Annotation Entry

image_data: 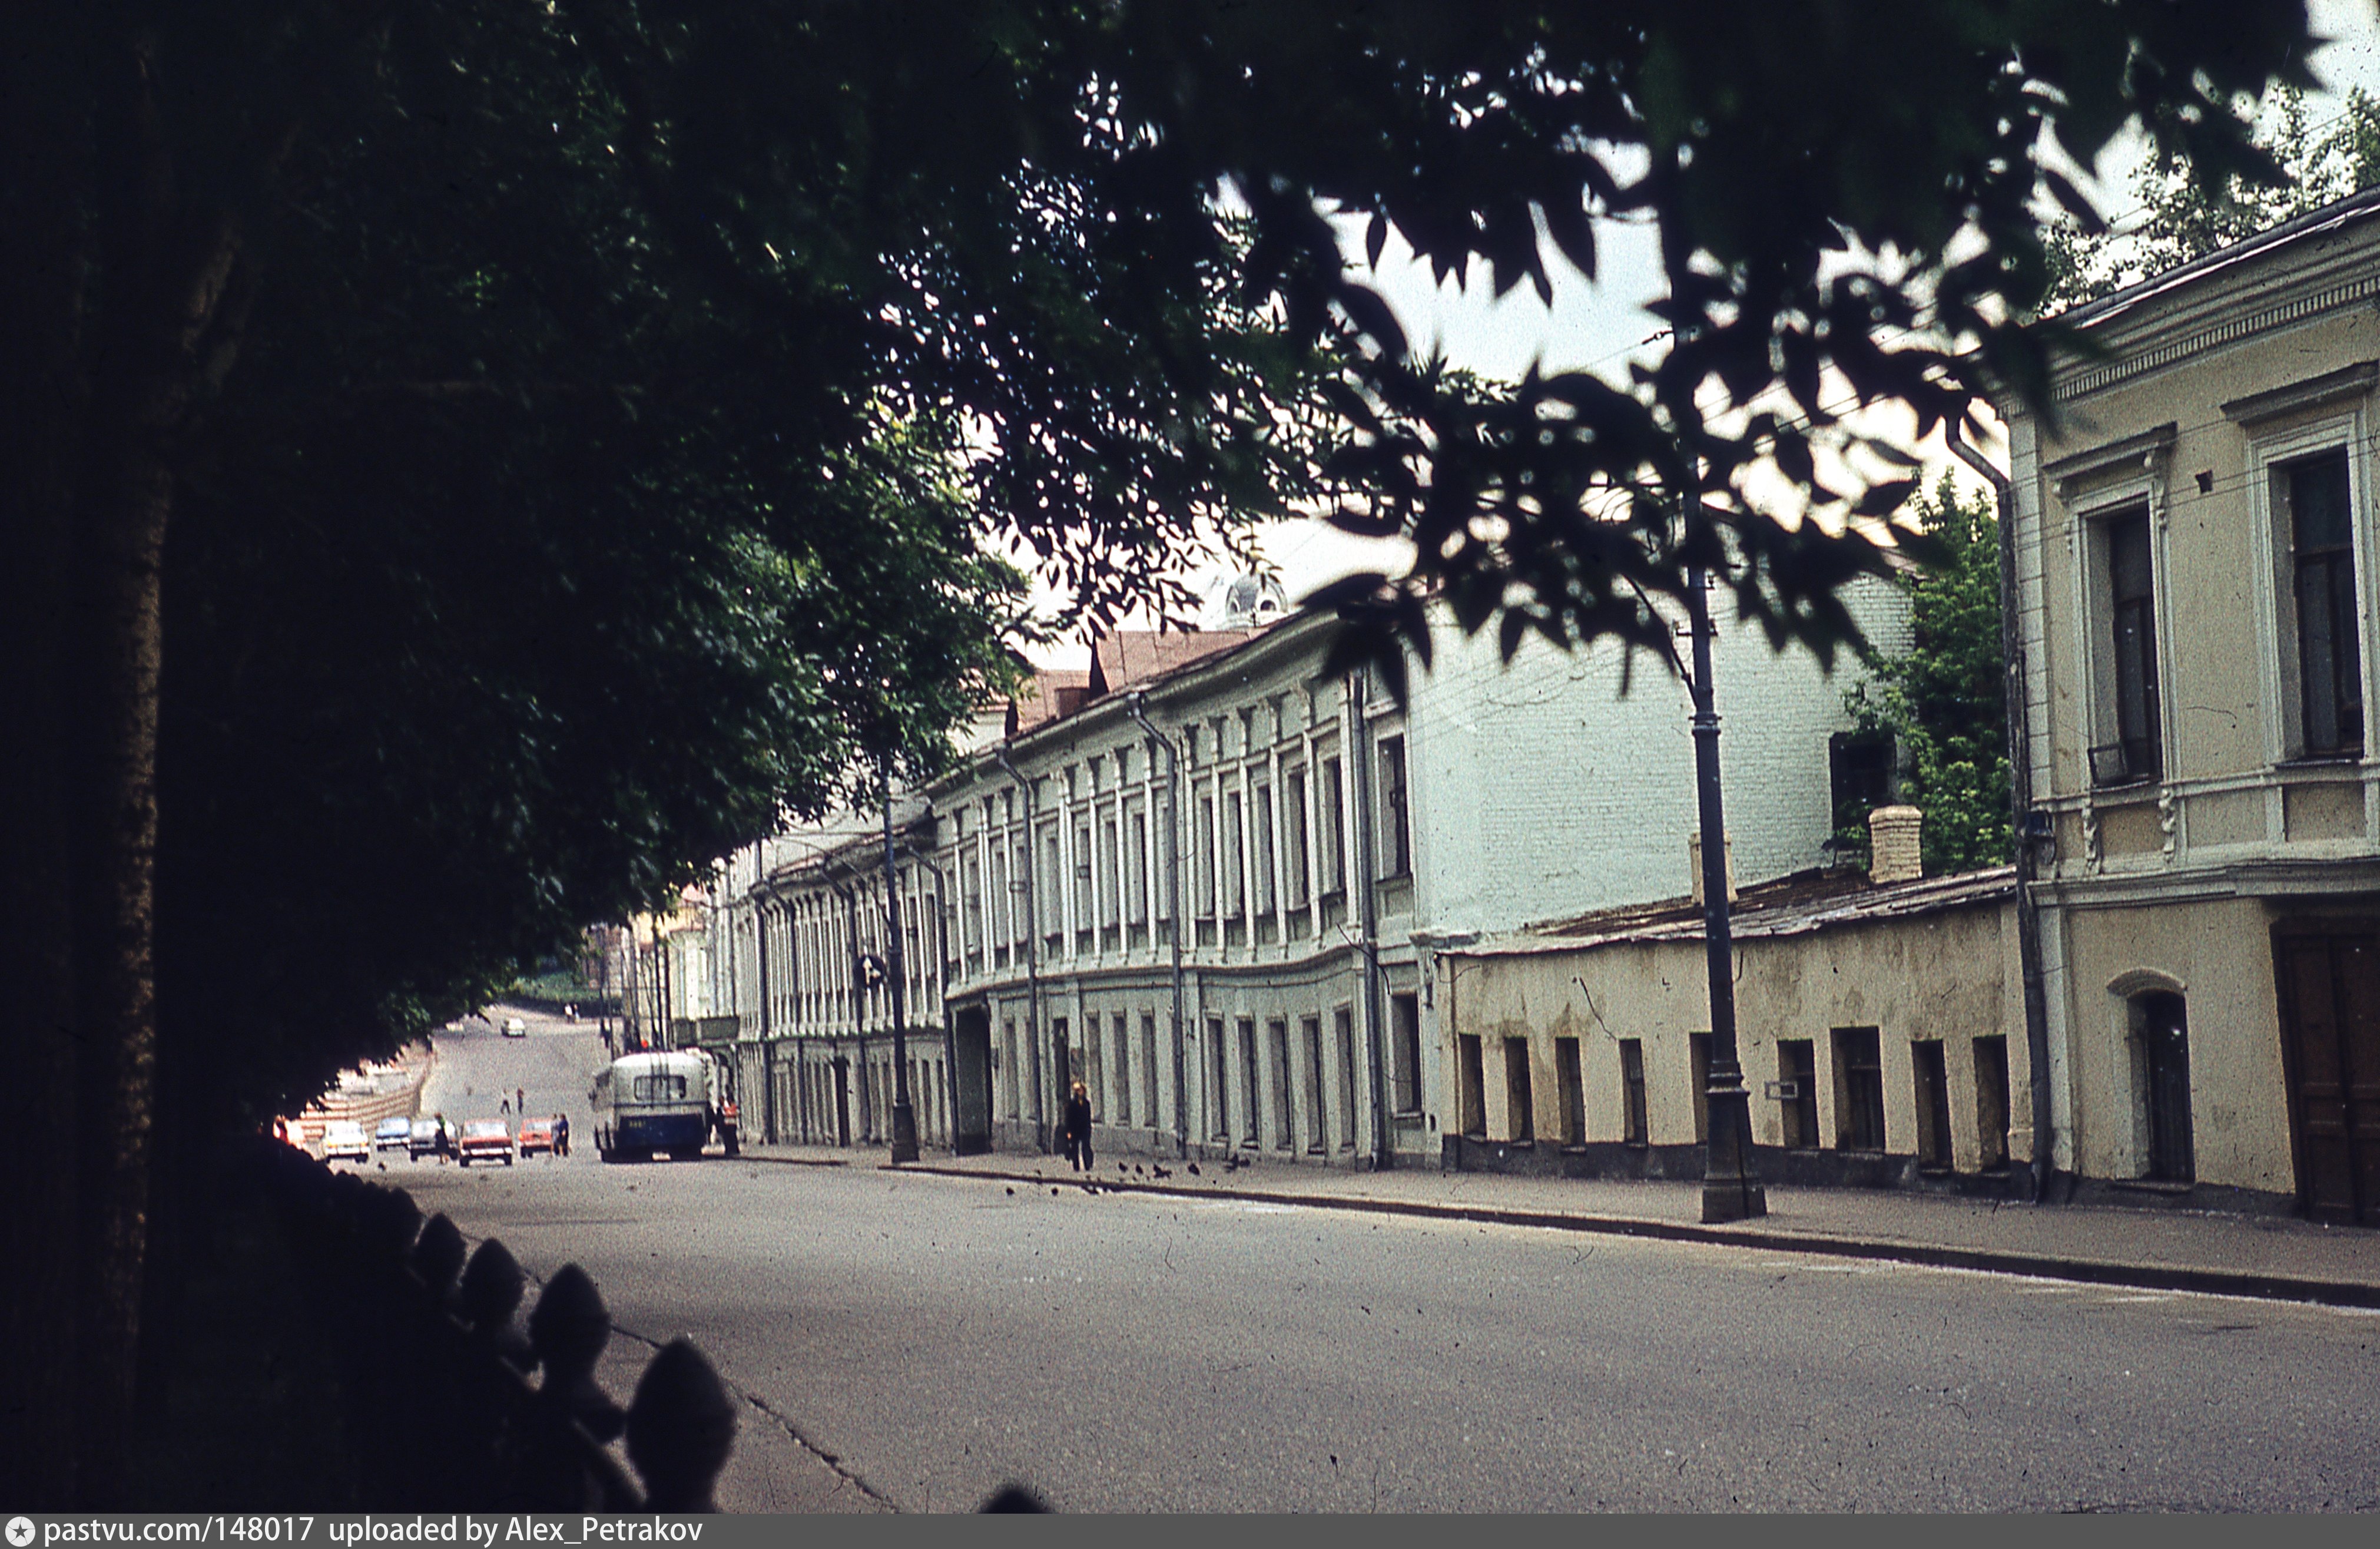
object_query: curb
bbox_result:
[871,1160,2380,1312]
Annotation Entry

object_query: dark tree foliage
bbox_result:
[0,0,2335,1507]
[1841,476,2013,877]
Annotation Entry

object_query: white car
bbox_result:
[320,1120,370,1163]
[502,1017,526,1038]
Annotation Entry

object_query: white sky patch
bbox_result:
[1016,12,2380,663]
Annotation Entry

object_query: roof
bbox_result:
[2056,185,2380,333]
[1460,864,2017,959]
[1007,668,1092,735]
[1089,630,1260,697]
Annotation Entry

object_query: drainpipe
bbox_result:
[1126,690,1191,1158]
[1949,418,2057,1205]
[993,746,1050,1153]
[1347,671,1393,1170]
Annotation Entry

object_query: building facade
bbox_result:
[927,578,1910,1170]
[2000,187,2380,1217]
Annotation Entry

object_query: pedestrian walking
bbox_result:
[516,1087,525,1116]
[1063,1081,1093,1172]
[555,1113,571,1157]
[500,1097,510,1118]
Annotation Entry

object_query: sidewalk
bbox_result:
[745,1140,2380,1308]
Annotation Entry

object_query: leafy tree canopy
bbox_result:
[1840,475,2011,878]
[2045,81,2380,312]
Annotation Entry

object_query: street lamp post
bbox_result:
[883,766,920,1164]
[1686,561,1767,1223]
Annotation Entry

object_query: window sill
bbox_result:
[2275,753,2364,772]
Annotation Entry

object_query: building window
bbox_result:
[1829,731,1894,843]
[1619,1039,1648,1146]
[1302,1016,1326,1153]
[1390,992,1423,1114]
[1320,758,1346,894]
[1834,1027,1886,1152]
[2282,448,2363,758]
[1140,1012,1159,1128]
[1973,1035,2010,1171]
[2089,505,2162,786]
[1223,792,1245,918]
[1254,785,1277,916]
[1912,1040,1953,1169]
[1778,1039,1819,1148]
[1378,736,1411,878]
[1554,1037,1585,1147]
[1269,1019,1294,1150]
[1334,1006,1358,1147]
[1238,1018,1259,1144]
[1208,1016,1229,1140]
[1503,1037,1534,1143]
[1129,811,1149,924]
[1689,1032,1711,1144]
[1194,795,1217,919]
[1286,769,1310,907]
[1111,1012,1131,1127]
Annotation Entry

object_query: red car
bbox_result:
[517,1115,561,1157]
[456,1117,515,1167]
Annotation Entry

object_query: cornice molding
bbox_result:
[2221,359,2380,426]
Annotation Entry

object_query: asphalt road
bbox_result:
[387,1017,2380,1512]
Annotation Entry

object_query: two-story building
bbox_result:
[1998,186,2380,1219]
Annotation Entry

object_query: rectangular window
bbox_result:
[1141,1012,1159,1129]
[1378,736,1411,877]
[1209,1017,1229,1140]
[1913,1039,1953,1169]
[1302,1015,1326,1153]
[1269,1019,1293,1150]
[1254,785,1277,916]
[1286,769,1311,907]
[1320,757,1346,893]
[1555,1036,1585,1147]
[1390,992,1423,1114]
[1238,1018,1259,1144]
[2090,506,2162,786]
[1457,1033,1486,1137]
[1102,818,1121,928]
[1112,1012,1132,1127]
[1778,1038,1819,1148]
[1689,1032,1711,1145]
[1835,1027,1886,1151]
[1973,1035,2011,1170]
[2283,448,2364,757]
[1195,795,1217,919]
[1619,1039,1648,1146]
[1129,812,1149,924]
[1002,1020,1019,1120]
[1503,1037,1534,1143]
[1074,825,1095,939]
[1334,1006,1357,1148]
[1224,792,1246,917]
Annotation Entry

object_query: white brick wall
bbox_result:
[1410,572,1911,936]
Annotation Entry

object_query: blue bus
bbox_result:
[590,1050,720,1161]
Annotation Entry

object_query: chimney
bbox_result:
[1688,831,1736,906]
[1868,805,1924,885]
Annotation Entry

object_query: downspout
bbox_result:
[993,746,1050,1153]
[1949,418,2057,1204]
[1347,671,1392,1170]
[1126,690,1190,1158]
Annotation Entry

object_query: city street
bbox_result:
[391,1017,2380,1512]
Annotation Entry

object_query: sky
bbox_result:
[1032,4,2380,659]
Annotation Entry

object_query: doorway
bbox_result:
[2275,928,2380,1223]
[950,1005,993,1155]
[2132,991,2193,1183]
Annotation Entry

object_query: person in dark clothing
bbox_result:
[1063,1081,1093,1171]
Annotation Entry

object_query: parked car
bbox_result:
[457,1117,515,1167]
[374,1116,413,1153]
[320,1120,370,1163]
[518,1115,560,1157]
[502,1017,527,1038]
[409,1117,445,1159]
